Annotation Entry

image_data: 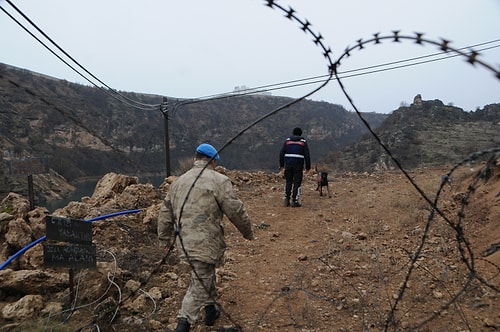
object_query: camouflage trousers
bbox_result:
[178,260,217,324]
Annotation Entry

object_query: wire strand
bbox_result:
[1,1,160,110]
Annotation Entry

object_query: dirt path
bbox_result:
[212,166,500,331]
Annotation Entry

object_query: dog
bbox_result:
[315,166,331,197]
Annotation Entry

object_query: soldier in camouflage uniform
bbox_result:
[158,143,254,332]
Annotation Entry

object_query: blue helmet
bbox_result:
[196,143,220,161]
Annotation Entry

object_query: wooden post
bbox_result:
[69,268,75,304]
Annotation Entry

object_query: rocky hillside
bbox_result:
[325,100,500,172]
[1,62,385,200]
[1,63,499,205]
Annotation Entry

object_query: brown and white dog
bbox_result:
[315,165,331,197]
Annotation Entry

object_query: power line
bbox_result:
[1,0,160,111]
[172,40,500,103]
[2,0,498,111]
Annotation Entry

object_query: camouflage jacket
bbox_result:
[158,159,253,265]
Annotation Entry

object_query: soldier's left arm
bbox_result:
[217,177,254,240]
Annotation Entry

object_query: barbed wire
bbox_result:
[1,0,499,331]
[156,3,337,330]
[390,149,499,330]
[56,2,500,332]
[240,150,499,331]
[33,156,499,331]
[164,7,500,332]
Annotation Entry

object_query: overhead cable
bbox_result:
[2,0,499,111]
[1,0,160,110]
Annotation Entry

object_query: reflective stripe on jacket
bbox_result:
[279,135,311,169]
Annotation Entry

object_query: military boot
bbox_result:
[175,318,190,332]
[204,304,220,326]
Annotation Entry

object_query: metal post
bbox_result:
[161,97,171,177]
[27,174,34,210]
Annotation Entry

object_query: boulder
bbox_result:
[0,270,67,294]
[2,294,43,319]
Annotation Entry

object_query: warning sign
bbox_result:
[45,216,92,244]
[44,215,96,269]
[43,243,96,268]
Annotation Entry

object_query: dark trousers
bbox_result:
[284,165,303,202]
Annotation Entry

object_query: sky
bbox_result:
[1,0,499,114]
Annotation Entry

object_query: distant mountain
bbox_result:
[1,62,388,200]
[324,100,500,172]
[2,62,498,203]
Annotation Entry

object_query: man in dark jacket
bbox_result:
[279,127,311,207]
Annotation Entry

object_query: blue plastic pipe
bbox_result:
[0,209,141,270]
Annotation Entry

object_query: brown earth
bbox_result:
[0,162,499,332]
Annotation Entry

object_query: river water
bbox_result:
[45,175,166,212]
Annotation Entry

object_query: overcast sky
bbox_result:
[1,0,499,113]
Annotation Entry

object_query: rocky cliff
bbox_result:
[325,100,500,172]
[0,63,386,202]
[2,63,499,205]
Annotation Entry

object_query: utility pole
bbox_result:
[160,96,217,177]
[161,97,170,177]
